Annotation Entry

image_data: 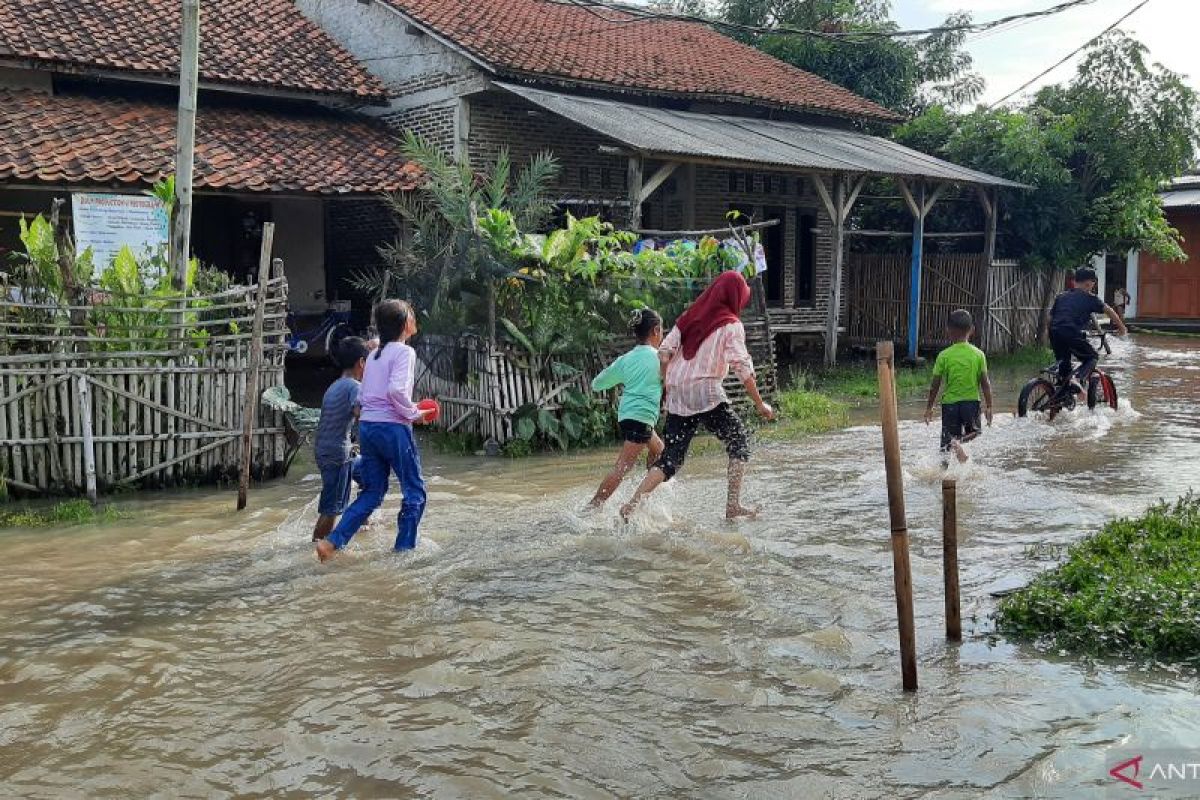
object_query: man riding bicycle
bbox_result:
[1047,267,1128,396]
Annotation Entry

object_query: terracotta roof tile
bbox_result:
[0,89,420,194]
[380,0,898,122]
[0,0,386,100]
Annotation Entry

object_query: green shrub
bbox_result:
[996,494,1200,663]
[0,500,125,528]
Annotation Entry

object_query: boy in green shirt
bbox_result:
[924,309,993,463]
[587,309,665,508]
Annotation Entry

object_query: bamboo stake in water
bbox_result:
[943,479,962,642]
[237,223,275,511]
[876,340,918,692]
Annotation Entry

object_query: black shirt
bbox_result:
[1050,288,1105,333]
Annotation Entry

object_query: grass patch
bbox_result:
[995,494,1200,664]
[0,499,125,529]
[762,387,849,439]
[788,345,1054,405]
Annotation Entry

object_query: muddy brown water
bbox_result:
[1,334,1197,798]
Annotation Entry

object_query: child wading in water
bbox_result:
[587,308,665,509]
[924,309,993,463]
[312,336,369,541]
[621,271,774,521]
[316,300,434,562]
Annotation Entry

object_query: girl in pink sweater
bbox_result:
[316,300,433,561]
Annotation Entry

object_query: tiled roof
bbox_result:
[379,0,899,122]
[0,89,421,194]
[0,0,386,100]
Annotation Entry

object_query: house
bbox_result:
[298,0,1021,362]
[0,0,417,318]
[1125,175,1200,326]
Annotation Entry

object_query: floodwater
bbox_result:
[1,334,1198,798]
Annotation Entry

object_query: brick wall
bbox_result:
[467,91,630,211]
[323,197,399,306]
[383,101,456,154]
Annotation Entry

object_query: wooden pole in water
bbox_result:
[942,478,962,642]
[77,373,97,505]
[237,222,274,511]
[876,340,918,692]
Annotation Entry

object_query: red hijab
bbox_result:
[676,271,751,360]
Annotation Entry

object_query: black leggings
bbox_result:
[1050,329,1099,384]
[654,403,750,480]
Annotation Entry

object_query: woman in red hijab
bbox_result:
[622,271,775,522]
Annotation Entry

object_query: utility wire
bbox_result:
[565,0,1101,41]
[987,0,1152,108]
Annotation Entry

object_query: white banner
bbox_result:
[72,192,169,267]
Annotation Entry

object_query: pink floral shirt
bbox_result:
[660,322,755,417]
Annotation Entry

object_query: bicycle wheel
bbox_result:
[1017,377,1056,417]
[1087,373,1119,411]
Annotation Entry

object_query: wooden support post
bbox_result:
[907,181,926,361]
[626,155,644,230]
[942,478,962,642]
[976,186,999,351]
[76,373,97,505]
[237,222,274,511]
[877,341,918,692]
[170,0,200,292]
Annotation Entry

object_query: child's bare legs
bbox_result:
[312,514,336,541]
[725,458,757,520]
[588,441,647,508]
[646,431,664,469]
[315,538,336,562]
[621,466,667,520]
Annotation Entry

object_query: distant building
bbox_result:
[298,0,1018,358]
[1127,176,1200,325]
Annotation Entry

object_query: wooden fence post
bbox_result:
[942,478,962,642]
[877,340,918,692]
[237,222,275,510]
[76,373,97,505]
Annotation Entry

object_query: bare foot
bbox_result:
[315,539,336,562]
[726,505,759,521]
[619,502,635,521]
[951,440,969,464]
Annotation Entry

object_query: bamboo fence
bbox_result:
[0,267,289,499]
[846,253,1061,353]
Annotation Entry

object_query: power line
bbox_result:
[565,0,1101,42]
[987,0,1153,108]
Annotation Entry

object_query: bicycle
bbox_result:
[286,301,357,356]
[1017,328,1118,420]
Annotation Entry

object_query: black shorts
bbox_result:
[941,401,982,450]
[619,419,653,444]
[654,403,750,480]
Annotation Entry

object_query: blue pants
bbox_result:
[326,422,426,551]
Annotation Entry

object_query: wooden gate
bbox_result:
[0,274,289,497]
[847,253,1059,353]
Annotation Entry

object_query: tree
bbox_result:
[718,0,982,113]
[893,33,1198,269]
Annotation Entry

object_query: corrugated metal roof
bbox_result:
[498,83,1027,188]
[1162,188,1200,208]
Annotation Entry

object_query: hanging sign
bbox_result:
[71,192,169,268]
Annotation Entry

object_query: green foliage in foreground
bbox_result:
[996,495,1200,663]
[0,500,124,529]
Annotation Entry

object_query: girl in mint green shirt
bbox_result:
[587,309,665,508]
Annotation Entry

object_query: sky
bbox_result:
[892,0,1199,106]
